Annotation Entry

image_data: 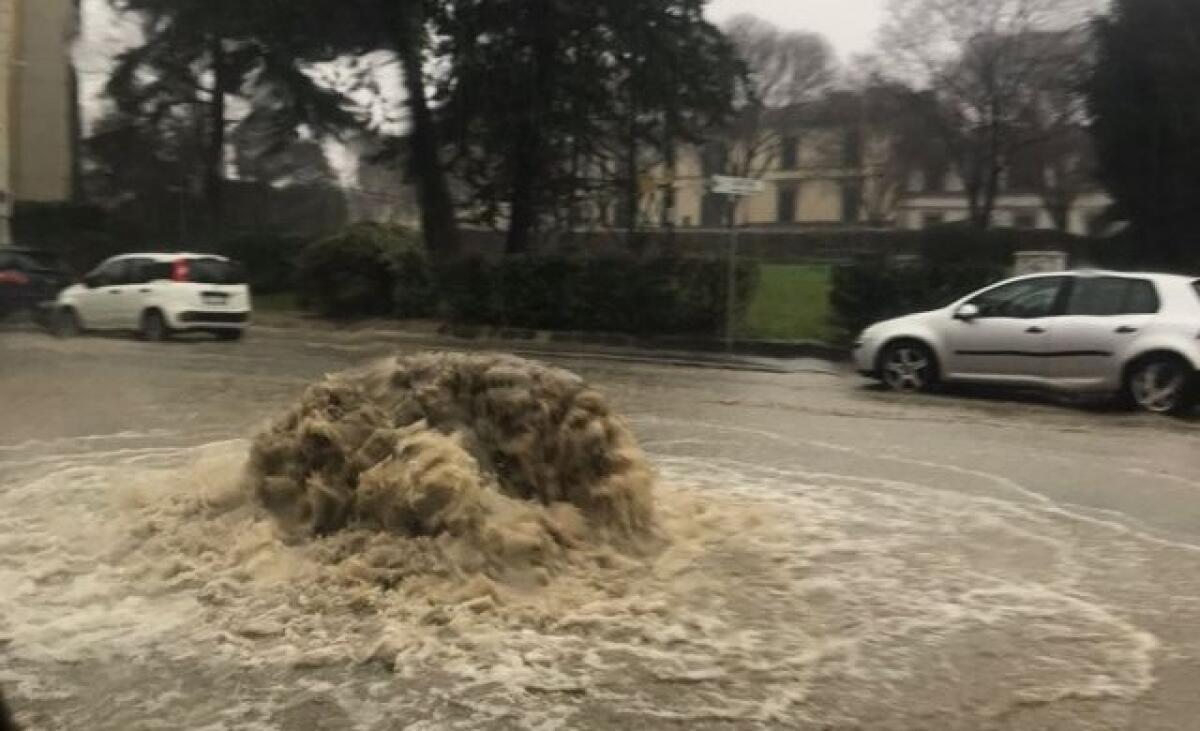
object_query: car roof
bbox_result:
[1020,269,1196,283]
[107,252,229,263]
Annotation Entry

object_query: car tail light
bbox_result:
[171,259,190,282]
[0,270,31,285]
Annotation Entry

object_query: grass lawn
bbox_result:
[743,263,832,342]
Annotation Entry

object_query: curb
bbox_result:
[435,324,848,361]
[251,312,848,363]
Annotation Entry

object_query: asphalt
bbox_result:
[1,323,1199,730]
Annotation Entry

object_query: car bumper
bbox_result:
[168,310,251,329]
[852,339,880,376]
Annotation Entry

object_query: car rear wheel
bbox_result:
[53,307,83,337]
[140,310,170,342]
[1126,356,1196,415]
[879,340,938,394]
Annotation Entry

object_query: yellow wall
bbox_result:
[0,0,15,242]
[12,0,73,203]
[655,127,897,227]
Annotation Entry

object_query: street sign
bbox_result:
[710,175,764,196]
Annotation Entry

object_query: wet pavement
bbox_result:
[1,324,1199,730]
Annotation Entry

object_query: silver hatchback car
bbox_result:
[854,271,1200,414]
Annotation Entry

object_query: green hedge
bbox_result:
[828,226,1015,345]
[438,255,758,336]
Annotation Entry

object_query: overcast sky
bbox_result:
[706,0,888,57]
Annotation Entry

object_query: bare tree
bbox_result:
[724,14,834,108]
[879,0,1092,228]
[709,13,837,222]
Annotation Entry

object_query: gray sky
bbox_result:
[706,0,888,57]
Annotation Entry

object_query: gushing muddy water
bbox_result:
[1,352,1196,729]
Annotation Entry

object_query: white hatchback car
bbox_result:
[54,253,252,341]
[854,271,1200,414]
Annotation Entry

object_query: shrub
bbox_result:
[214,233,306,295]
[391,237,437,318]
[493,255,575,330]
[295,223,419,318]
[438,257,496,324]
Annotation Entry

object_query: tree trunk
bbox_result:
[205,35,228,241]
[397,4,460,261]
[977,162,1001,229]
[506,139,538,254]
[504,0,553,255]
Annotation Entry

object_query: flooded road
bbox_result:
[2,326,1199,730]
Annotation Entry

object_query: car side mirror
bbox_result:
[954,303,980,321]
[83,273,100,288]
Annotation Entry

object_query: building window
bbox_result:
[921,212,944,229]
[777,185,797,223]
[1013,212,1036,229]
[660,186,676,226]
[842,127,862,168]
[701,192,725,227]
[780,135,799,170]
[841,180,862,223]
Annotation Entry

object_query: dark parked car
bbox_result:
[0,248,71,319]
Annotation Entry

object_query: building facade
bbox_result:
[1,0,76,245]
[632,92,1111,237]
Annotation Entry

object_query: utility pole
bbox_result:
[710,175,763,352]
[724,194,738,352]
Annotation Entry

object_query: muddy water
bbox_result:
[4,435,1197,728]
[3,342,1200,729]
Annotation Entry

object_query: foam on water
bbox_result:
[0,363,1186,728]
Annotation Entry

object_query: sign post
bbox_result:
[709,176,764,352]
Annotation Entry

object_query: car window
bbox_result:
[186,258,246,285]
[143,261,174,281]
[124,258,160,285]
[91,259,130,286]
[1067,276,1160,316]
[1123,279,1160,314]
[969,277,1065,319]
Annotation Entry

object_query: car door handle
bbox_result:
[139,288,151,294]
[1115,325,1139,334]
[1025,326,1046,334]
[109,289,122,294]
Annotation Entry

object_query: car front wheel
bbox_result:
[879,340,939,394]
[1126,356,1196,415]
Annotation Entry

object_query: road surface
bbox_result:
[1,325,1198,730]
